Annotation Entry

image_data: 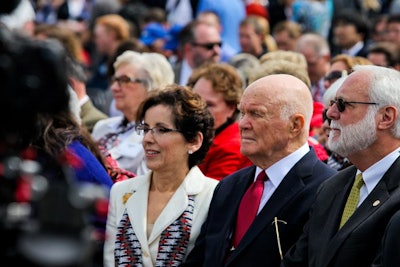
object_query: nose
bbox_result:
[142,130,155,145]
[110,80,120,91]
[212,43,222,53]
[238,114,250,130]
[326,103,340,121]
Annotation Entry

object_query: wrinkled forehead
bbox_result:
[240,84,272,107]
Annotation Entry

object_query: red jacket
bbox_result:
[199,122,252,180]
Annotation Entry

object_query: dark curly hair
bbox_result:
[136,84,215,168]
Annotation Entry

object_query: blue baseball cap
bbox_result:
[164,24,183,51]
[140,22,167,46]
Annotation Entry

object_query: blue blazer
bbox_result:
[68,140,113,190]
[182,148,336,267]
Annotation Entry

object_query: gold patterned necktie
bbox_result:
[340,173,364,229]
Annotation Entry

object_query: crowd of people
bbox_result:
[3,0,400,266]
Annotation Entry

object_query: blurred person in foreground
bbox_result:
[92,51,174,176]
[31,93,113,190]
[182,74,336,267]
[103,84,218,266]
[282,65,400,267]
[0,15,107,266]
[187,63,252,180]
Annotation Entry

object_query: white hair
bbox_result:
[322,76,348,108]
[0,0,35,32]
[113,51,174,91]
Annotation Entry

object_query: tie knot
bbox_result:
[354,173,364,189]
[256,171,267,182]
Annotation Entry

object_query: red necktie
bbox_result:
[233,171,267,247]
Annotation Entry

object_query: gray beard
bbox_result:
[327,107,377,157]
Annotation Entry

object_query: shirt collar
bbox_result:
[360,147,400,194]
[342,41,364,56]
[255,143,310,187]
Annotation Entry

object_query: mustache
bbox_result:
[330,121,341,129]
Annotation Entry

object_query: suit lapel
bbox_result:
[147,166,207,244]
[125,175,151,252]
[148,185,189,244]
[317,167,358,265]
[229,150,318,258]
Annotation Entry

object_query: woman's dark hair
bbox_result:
[0,28,70,150]
[137,84,215,168]
[31,110,106,170]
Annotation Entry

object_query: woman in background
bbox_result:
[187,63,252,180]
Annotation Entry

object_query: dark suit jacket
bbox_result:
[181,148,336,267]
[173,61,183,85]
[282,157,400,267]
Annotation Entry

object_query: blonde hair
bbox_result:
[250,59,311,89]
[260,50,307,69]
[95,14,131,41]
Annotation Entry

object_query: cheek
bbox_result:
[164,144,189,161]
[129,88,147,101]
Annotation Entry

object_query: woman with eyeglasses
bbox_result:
[92,50,174,176]
[103,84,218,267]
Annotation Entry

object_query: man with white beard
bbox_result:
[282,65,400,267]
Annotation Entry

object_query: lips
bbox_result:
[145,149,159,154]
[241,136,256,143]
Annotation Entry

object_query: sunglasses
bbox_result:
[324,70,347,82]
[191,41,223,50]
[329,98,379,112]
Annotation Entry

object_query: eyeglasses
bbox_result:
[329,98,379,112]
[324,70,347,82]
[110,75,145,87]
[191,41,222,50]
[135,124,181,136]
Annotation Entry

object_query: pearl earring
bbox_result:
[188,150,193,154]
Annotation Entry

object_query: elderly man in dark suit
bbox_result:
[181,74,336,267]
[282,65,400,267]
